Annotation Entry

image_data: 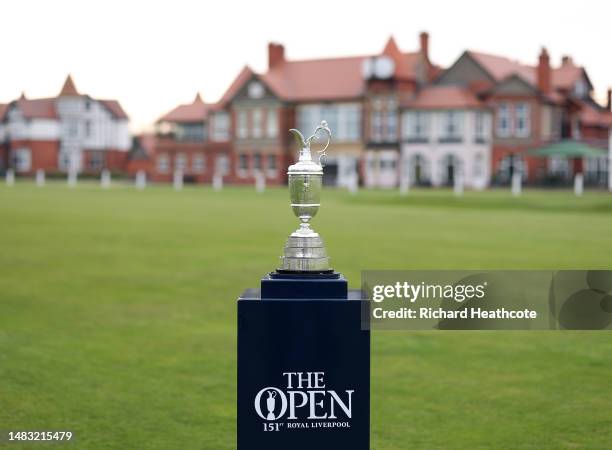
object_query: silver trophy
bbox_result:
[279,121,332,272]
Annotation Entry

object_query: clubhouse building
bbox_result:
[2,33,611,188]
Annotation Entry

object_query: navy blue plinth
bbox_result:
[237,274,370,450]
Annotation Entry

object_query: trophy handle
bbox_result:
[307,120,332,165]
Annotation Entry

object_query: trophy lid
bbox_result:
[287,121,331,176]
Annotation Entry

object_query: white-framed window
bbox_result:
[385,99,397,141]
[66,119,79,138]
[514,103,530,138]
[253,153,262,171]
[380,157,397,171]
[296,103,361,142]
[252,108,263,138]
[371,99,384,142]
[439,111,463,140]
[193,155,206,173]
[266,109,278,138]
[13,148,31,172]
[267,154,277,172]
[85,121,92,138]
[238,153,248,177]
[496,104,511,138]
[402,111,429,140]
[211,112,230,141]
[157,154,169,173]
[88,152,104,171]
[344,104,361,140]
[475,111,487,142]
[236,110,248,138]
[370,98,397,142]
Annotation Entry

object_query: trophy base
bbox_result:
[274,269,336,275]
[261,271,347,299]
[279,232,330,272]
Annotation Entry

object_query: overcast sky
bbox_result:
[1,0,610,131]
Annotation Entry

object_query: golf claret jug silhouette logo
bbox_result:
[254,388,285,421]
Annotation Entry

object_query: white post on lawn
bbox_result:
[36,169,45,187]
[574,173,584,197]
[67,169,77,188]
[453,171,464,197]
[511,172,522,197]
[212,173,223,192]
[173,169,183,191]
[255,171,265,193]
[101,169,111,189]
[135,170,146,190]
[5,168,15,186]
[399,163,410,196]
[348,172,359,195]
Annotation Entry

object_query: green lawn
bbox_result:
[1,182,611,449]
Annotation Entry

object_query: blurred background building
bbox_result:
[0,76,130,176]
[2,32,611,188]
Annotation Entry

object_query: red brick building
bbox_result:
[144,33,439,188]
[143,34,610,188]
[146,93,232,183]
[437,49,612,185]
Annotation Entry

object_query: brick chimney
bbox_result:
[419,32,429,61]
[607,88,612,112]
[537,47,551,94]
[561,55,573,66]
[268,43,285,70]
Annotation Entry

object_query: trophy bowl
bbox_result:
[290,173,322,225]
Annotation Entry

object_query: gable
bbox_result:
[489,75,538,96]
[232,74,279,104]
[436,52,495,85]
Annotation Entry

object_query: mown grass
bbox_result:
[0,182,611,449]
